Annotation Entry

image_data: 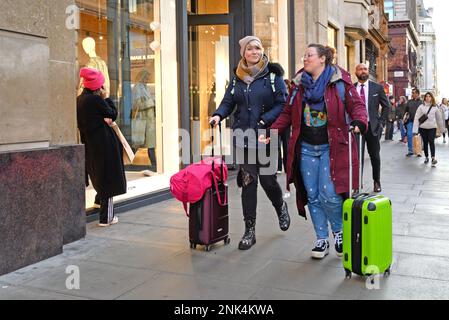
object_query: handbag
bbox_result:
[436,126,442,139]
[403,112,410,124]
[413,135,422,156]
[418,106,433,125]
[131,105,147,147]
[110,122,135,165]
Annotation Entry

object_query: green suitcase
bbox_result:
[342,128,393,279]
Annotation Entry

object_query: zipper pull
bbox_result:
[356,233,360,243]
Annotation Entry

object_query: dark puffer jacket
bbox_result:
[213,63,287,148]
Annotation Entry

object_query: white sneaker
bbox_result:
[98,216,119,227]
[98,222,110,227]
[110,216,119,225]
[283,191,291,199]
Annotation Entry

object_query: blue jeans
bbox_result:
[398,120,406,140]
[300,142,343,240]
[406,122,414,153]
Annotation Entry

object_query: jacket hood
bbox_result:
[267,63,285,77]
[291,65,352,87]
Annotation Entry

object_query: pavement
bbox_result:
[2,132,449,300]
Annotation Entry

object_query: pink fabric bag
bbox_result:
[170,156,228,215]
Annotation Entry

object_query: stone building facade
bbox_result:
[0,0,85,276]
[294,0,390,84]
[386,0,421,98]
[417,1,438,97]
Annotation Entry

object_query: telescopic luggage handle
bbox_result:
[348,126,363,199]
[209,120,225,184]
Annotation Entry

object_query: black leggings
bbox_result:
[419,128,436,158]
[237,147,284,221]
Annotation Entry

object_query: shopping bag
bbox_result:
[413,135,422,156]
[132,148,151,165]
[110,122,135,165]
[132,118,146,147]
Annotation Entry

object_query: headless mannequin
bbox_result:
[78,37,110,95]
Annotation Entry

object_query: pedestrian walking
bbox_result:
[77,67,127,226]
[385,96,396,141]
[354,63,391,193]
[438,98,449,143]
[263,44,368,259]
[413,92,446,166]
[396,96,407,143]
[404,88,423,157]
[209,36,290,250]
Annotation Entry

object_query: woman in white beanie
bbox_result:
[210,36,289,250]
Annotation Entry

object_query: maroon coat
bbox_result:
[270,66,368,219]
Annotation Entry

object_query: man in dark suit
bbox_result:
[354,63,390,193]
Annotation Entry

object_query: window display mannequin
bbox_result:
[131,69,157,172]
[78,37,110,95]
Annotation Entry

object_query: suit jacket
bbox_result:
[354,80,390,137]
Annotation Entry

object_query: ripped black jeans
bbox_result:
[236,147,284,221]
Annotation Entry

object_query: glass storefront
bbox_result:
[189,24,230,157]
[253,0,290,77]
[75,0,293,210]
[76,0,169,209]
[187,0,229,14]
[188,1,232,159]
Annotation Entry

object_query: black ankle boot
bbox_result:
[275,201,290,231]
[238,219,256,250]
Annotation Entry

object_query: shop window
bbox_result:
[77,0,163,209]
[188,0,229,15]
[253,0,280,63]
[327,25,338,51]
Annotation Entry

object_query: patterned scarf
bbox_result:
[236,54,269,85]
[301,65,335,112]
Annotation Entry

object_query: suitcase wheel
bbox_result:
[204,245,211,252]
[224,237,231,245]
[345,269,352,279]
[384,267,391,277]
[189,241,197,249]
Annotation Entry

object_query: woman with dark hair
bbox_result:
[261,44,368,259]
[413,92,446,166]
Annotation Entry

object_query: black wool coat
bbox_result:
[77,90,127,199]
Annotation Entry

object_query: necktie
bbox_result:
[360,84,366,104]
[360,84,369,120]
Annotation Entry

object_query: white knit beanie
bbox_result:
[239,36,264,57]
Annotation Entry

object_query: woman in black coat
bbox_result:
[77,67,127,226]
[210,36,290,250]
